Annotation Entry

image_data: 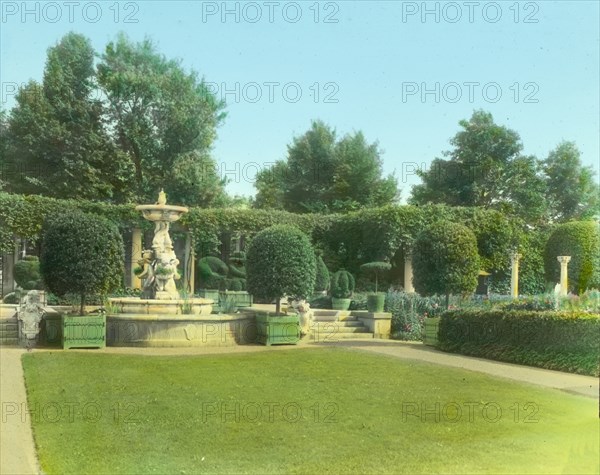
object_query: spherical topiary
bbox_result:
[14,256,43,290]
[331,270,355,299]
[246,225,316,314]
[40,211,124,314]
[412,221,480,305]
[314,255,330,293]
[544,221,600,293]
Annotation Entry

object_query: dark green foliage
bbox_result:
[2,292,20,304]
[309,295,332,309]
[39,211,124,314]
[360,261,391,293]
[412,222,480,300]
[201,256,229,276]
[229,279,243,291]
[246,225,316,313]
[228,263,246,279]
[331,270,355,299]
[314,255,330,292]
[544,221,600,294]
[438,309,600,376]
[14,256,43,290]
[254,120,399,213]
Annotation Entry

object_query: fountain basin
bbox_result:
[106,312,257,347]
[135,204,188,222]
[109,297,213,316]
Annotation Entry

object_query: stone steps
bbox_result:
[0,317,19,347]
[310,310,374,340]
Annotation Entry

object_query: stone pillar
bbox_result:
[404,255,414,293]
[130,228,142,290]
[510,252,522,298]
[1,237,19,296]
[557,256,571,296]
[183,233,195,295]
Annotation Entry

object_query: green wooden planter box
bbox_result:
[219,291,253,308]
[331,297,351,310]
[423,317,441,347]
[197,289,220,301]
[62,315,106,349]
[255,314,300,346]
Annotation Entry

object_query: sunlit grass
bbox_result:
[22,348,599,474]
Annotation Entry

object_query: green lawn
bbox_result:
[22,348,599,475]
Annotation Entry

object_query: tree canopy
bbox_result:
[3,33,228,207]
[409,110,598,225]
[254,120,399,213]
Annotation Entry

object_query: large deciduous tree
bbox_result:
[97,34,227,206]
[5,33,132,201]
[410,110,548,223]
[254,120,399,213]
[543,142,599,222]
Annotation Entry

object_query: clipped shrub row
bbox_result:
[438,309,600,376]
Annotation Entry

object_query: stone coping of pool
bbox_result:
[106,312,253,322]
[109,297,214,305]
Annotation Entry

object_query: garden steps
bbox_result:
[0,317,19,346]
[310,310,374,340]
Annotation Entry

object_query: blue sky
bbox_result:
[1,0,599,201]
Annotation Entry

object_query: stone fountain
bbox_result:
[135,189,187,300]
[105,191,256,347]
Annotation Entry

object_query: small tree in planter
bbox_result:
[40,211,124,348]
[412,221,480,309]
[330,270,355,310]
[14,256,44,290]
[246,225,316,345]
[360,261,392,312]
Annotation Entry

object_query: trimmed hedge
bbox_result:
[1,191,545,291]
[544,220,600,293]
[438,309,600,376]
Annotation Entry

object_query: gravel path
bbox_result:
[0,347,40,475]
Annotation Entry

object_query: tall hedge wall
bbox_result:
[0,192,545,290]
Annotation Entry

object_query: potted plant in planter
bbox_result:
[246,225,316,345]
[331,270,355,310]
[196,256,228,302]
[40,211,124,349]
[360,261,392,313]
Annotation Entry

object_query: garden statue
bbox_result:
[18,290,45,347]
[137,250,156,299]
[289,298,313,336]
[136,190,188,300]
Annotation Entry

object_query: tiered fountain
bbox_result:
[106,191,256,347]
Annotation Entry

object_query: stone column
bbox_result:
[130,228,142,290]
[557,256,571,296]
[183,233,195,295]
[510,252,522,298]
[404,255,414,293]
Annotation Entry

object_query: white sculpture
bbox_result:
[18,290,45,347]
[289,299,314,336]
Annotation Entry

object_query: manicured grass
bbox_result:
[22,348,599,474]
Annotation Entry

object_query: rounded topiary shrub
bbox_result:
[14,256,43,290]
[331,270,355,298]
[412,221,480,306]
[314,254,330,293]
[40,211,124,314]
[246,225,316,314]
[544,221,600,293]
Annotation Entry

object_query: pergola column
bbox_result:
[510,252,522,299]
[404,254,414,293]
[130,227,142,290]
[557,256,571,296]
